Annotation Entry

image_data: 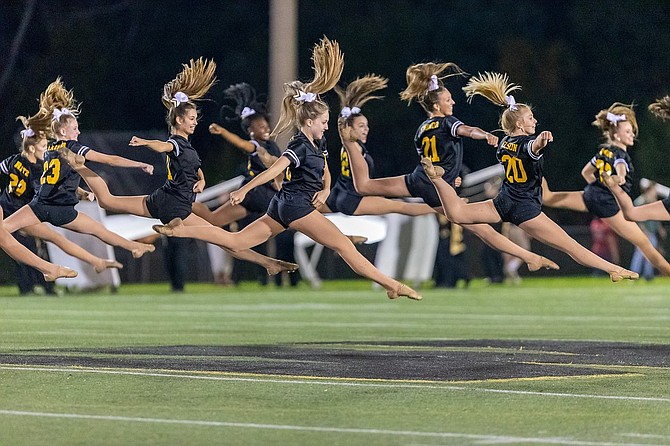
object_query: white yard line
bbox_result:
[1,365,668,403]
[0,409,662,446]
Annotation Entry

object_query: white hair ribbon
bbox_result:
[606,112,627,123]
[340,106,361,118]
[20,128,35,138]
[172,91,189,107]
[294,90,317,103]
[240,107,256,119]
[52,108,73,122]
[428,75,440,92]
[505,95,518,111]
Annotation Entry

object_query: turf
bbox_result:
[0,277,669,445]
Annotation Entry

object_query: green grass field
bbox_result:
[1,277,669,445]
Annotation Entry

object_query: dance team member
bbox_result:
[5,108,123,274]
[2,79,156,261]
[195,82,281,226]
[62,59,297,276]
[603,96,670,222]
[153,38,421,300]
[418,72,638,281]
[339,62,559,273]
[541,102,670,275]
[321,74,434,216]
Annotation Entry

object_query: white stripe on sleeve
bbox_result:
[283,149,300,167]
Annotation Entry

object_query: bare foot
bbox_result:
[58,147,85,168]
[387,283,422,301]
[266,260,299,276]
[420,157,445,180]
[347,235,368,245]
[527,255,560,272]
[610,268,639,282]
[152,218,183,237]
[131,243,156,259]
[44,266,78,282]
[94,259,124,273]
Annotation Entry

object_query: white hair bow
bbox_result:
[428,75,440,92]
[606,112,627,124]
[505,95,518,111]
[172,91,189,107]
[52,108,73,122]
[340,106,361,118]
[240,107,256,119]
[20,128,35,138]
[294,90,317,103]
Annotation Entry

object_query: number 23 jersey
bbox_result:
[37,140,90,206]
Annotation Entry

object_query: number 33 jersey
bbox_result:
[37,140,90,206]
[496,134,544,207]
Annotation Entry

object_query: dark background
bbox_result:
[1,0,669,285]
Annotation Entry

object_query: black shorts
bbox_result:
[583,184,620,218]
[266,193,316,229]
[404,167,445,209]
[662,196,670,216]
[145,188,193,224]
[28,201,78,226]
[240,181,276,214]
[325,184,363,215]
[492,193,542,226]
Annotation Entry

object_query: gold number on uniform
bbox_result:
[166,157,173,180]
[8,173,27,196]
[594,159,613,182]
[341,151,350,177]
[284,166,291,181]
[500,154,528,183]
[421,135,439,162]
[41,159,61,185]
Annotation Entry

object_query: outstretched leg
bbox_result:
[520,213,638,282]
[23,223,122,273]
[541,179,589,212]
[157,213,298,275]
[63,213,155,258]
[75,165,152,217]
[290,210,421,300]
[191,201,250,228]
[353,196,436,216]
[603,212,670,276]
[0,217,76,282]
[604,175,670,222]
[343,140,411,197]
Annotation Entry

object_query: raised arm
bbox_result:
[456,124,498,146]
[209,123,255,153]
[84,148,154,175]
[531,131,553,155]
[230,156,290,206]
[129,136,173,153]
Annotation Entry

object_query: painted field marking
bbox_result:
[0,365,667,403]
[0,409,664,446]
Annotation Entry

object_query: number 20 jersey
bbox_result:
[496,134,543,208]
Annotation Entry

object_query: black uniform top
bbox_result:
[413,115,464,184]
[588,144,634,195]
[37,140,90,206]
[0,153,43,212]
[280,131,328,198]
[163,135,202,203]
[333,140,375,194]
[496,134,544,206]
[247,139,282,178]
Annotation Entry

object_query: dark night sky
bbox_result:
[2,0,670,202]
